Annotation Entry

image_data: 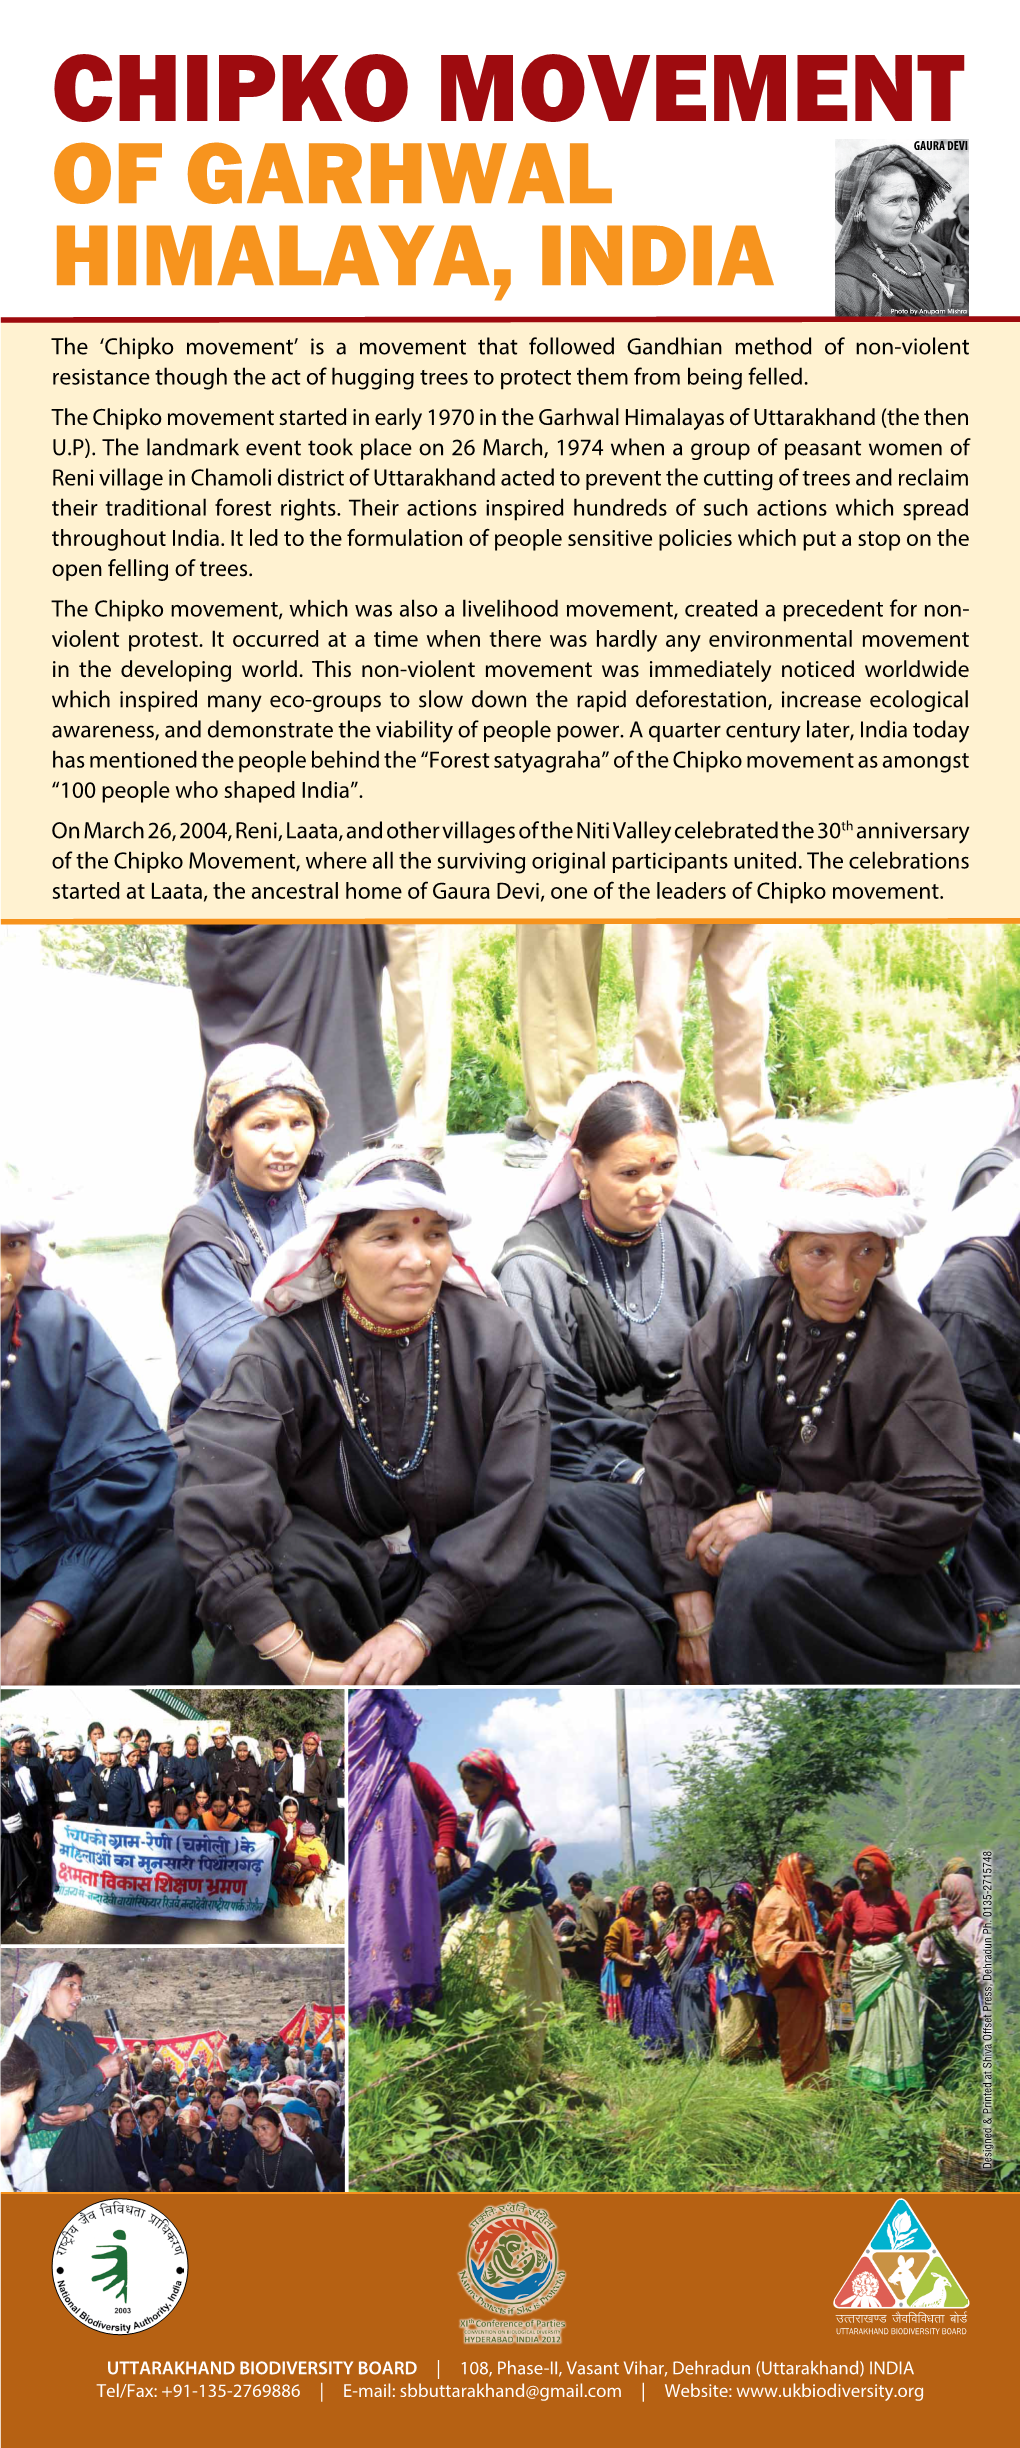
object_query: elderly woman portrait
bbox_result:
[640,1149,983,1684]
[835,145,962,317]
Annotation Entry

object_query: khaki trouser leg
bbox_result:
[631,923,699,1106]
[633,923,778,1148]
[700,924,778,1150]
[517,924,603,1137]
[384,925,454,1151]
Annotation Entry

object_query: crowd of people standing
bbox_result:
[348,1694,986,2119]
[1,1718,344,1933]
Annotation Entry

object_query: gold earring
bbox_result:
[777,1249,790,1275]
[852,1277,862,1294]
[332,1263,347,1288]
[579,1175,590,1198]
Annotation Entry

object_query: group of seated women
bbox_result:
[2,1045,1016,1690]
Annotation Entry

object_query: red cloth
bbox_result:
[853,1845,894,1882]
[840,1887,911,1944]
[914,1888,940,1932]
[457,1747,533,1836]
[409,1761,458,1853]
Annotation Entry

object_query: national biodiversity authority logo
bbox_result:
[52,2200,189,2334]
[459,2201,566,2343]
[834,2198,968,2315]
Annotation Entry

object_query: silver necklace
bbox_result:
[774,1299,868,1444]
[581,1210,666,1324]
[258,2145,282,2190]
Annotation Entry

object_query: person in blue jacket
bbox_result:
[196,2098,255,2187]
[0,1173,196,1686]
[47,1734,93,1822]
[88,1742,143,1827]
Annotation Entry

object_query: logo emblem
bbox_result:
[52,2201,188,2333]
[834,2198,968,2311]
[459,2201,565,2318]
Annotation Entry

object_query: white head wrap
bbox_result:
[251,1149,495,1316]
[765,1147,926,1260]
[526,1071,719,1225]
[0,1166,54,1238]
[0,1962,65,2061]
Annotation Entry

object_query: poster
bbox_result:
[2,0,1018,2433]
[52,1823,273,1920]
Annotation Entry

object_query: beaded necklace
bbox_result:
[337,1295,441,1480]
[774,1295,870,1444]
[0,1295,22,1395]
[343,1287,434,1340]
[228,1168,306,1262]
[580,1201,666,1326]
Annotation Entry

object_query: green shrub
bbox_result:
[42,924,187,986]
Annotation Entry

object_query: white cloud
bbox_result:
[472,1689,739,1846]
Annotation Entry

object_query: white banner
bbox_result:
[52,1821,273,1921]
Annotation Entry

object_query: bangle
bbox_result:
[754,1490,773,1529]
[299,1652,317,1685]
[259,1625,303,1663]
[25,1603,68,1634]
[393,1617,433,1658]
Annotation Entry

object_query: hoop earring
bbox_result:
[221,1144,231,1160]
[331,1261,347,1288]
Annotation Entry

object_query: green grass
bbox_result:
[350,1942,1020,2197]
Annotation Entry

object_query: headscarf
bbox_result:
[531,1837,557,1858]
[941,1872,980,1930]
[0,1165,54,1238]
[940,1856,972,1882]
[457,1747,533,1838]
[835,146,949,261]
[768,1148,925,1257]
[0,1962,63,2060]
[854,1846,895,1885]
[766,1856,829,1998]
[205,1042,329,1144]
[526,1069,718,1224]
[249,1149,495,1318]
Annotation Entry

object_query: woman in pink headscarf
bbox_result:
[641,1148,983,1685]
[917,1870,985,2088]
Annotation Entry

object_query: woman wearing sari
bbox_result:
[663,1904,713,2058]
[602,1886,678,2058]
[174,1152,661,1686]
[830,1846,923,2098]
[714,1884,766,2065]
[348,1689,442,2030]
[917,1871,985,2089]
[641,1149,982,1685]
[753,1857,830,2090]
[441,1750,563,2073]
[496,1074,747,1664]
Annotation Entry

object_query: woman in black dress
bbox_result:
[238,2103,319,2192]
[11,1961,124,2192]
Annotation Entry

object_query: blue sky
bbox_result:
[404,1687,738,1879]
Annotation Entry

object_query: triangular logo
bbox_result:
[904,2257,969,2310]
[835,2202,968,2312]
[833,2255,898,2311]
[867,2198,935,2255]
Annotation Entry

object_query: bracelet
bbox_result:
[259,1625,303,1663]
[299,1653,317,1685]
[754,1490,774,1529]
[393,1616,434,1657]
[25,1602,68,1634]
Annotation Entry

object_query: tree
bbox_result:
[201,1688,345,1750]
[652,1689,923,1892]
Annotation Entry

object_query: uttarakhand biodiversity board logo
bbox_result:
[459,2201,565,2326]
[52,2200,189,2333]
[833,2197,969,2313]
